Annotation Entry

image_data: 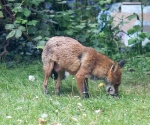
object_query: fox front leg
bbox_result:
[75,74,89,98]
[83,78,89,98]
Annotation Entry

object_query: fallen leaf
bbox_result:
[38,118,47,124]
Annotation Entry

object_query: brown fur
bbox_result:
[42,36,125,97]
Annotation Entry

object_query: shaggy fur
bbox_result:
[42,36,125,97]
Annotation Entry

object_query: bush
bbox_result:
[0,0,129,63]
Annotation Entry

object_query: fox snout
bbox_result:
[106,85,119,97]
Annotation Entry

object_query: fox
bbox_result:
[42,36,125,98]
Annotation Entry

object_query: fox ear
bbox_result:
[110,63,118,72]
[118,59,125,68]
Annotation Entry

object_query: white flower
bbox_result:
[35,96,38,99]
[56,123,62,125]
[71,117,78,122]
[48,123,62,125]
[41,113,48,119]
[6,116,12,119]
[49,98,53,101]
[17,119,23,123]
[74,96,80,98]
[77,103,82,107]
[94,109,101,114]
[15,106,22,110]
[28,75,35,81]
[83,114,87,117]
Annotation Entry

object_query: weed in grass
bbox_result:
[0,61,150,125]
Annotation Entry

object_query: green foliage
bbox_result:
[126,4,150,55]
[2,0,123,63]
[24,0,45,6]
[0,5,3,18]
[91,15,123,57]
[126,55,150,72]
[5,24,26,40]
[126,13,138,20]
[128,38,138,45]
[146,32,150,40]
[1,0,150,64]
[0,12,4,18]
[99,0,111,6]
[127,25,141,35]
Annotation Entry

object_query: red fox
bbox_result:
[42,36,125,98]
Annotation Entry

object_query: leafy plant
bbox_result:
[2,0,149,64]
[126,1,150,54]
[0,4,4,18]
[5,24,26,40]
[1,0,102,62]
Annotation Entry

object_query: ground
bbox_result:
[0,61,150,125]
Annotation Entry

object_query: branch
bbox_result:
[0,39,9,58]
[113,39,119,52]
[1,0,15,21]
[22,32,36,45]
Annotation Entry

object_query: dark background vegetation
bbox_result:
[0,0,150,71]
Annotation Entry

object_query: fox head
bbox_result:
[105,60,125,96]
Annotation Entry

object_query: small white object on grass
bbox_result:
[17,119,23,123]
[28,75,35,81]
[6,116,12,119]
[71,117,78,122]
[77,103,82,107]
[41,113,48,119]
[94,109,101,114]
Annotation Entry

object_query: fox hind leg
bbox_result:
[55,70,65,95]
[43,60,54,94]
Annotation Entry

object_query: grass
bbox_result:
[0,61,150,125]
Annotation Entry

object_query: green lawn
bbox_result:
[0,61,150,125]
